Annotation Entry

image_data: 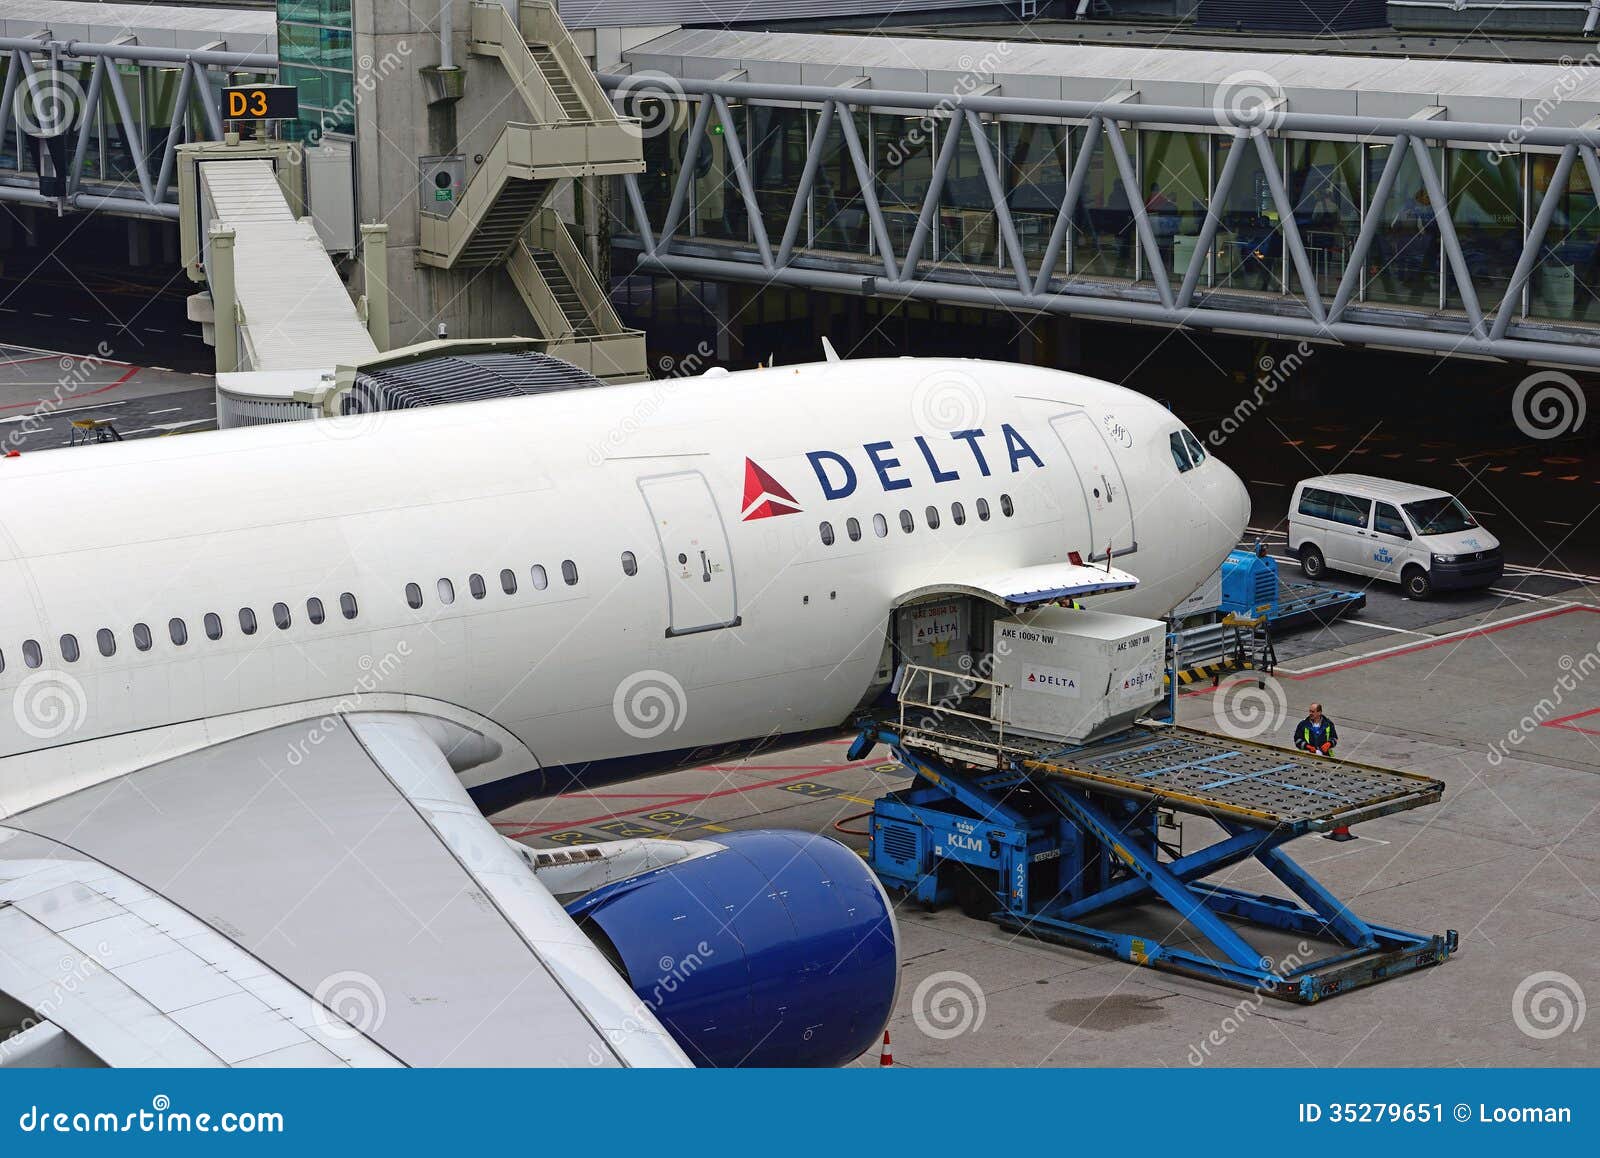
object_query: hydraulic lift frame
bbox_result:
[854,720,1456,1003]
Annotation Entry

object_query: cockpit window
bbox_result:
[1170,431,1194,473]
[1183,430,1207,466]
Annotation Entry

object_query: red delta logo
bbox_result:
[741,458,802,520]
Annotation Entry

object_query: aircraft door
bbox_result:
[1049,410,1135,561]
[639,471,741,636]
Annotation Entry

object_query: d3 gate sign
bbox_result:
[222,84,299,121]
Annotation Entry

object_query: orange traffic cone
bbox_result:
[1324,825,1356,842]
[879,1030,893,1067]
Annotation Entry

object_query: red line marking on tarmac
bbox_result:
[1545,706,1600,736]
[0,366,138,411]
[1183,605,1600,693]
[496,762,869,837]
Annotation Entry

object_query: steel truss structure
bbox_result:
[1,37,274,220]
[604,73,1600,368]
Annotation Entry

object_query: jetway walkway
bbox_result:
[190,154,377,374]
[419,3,644,376]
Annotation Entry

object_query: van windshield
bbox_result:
[1403,496,1477,535]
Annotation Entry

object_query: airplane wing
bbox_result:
[0,713,689,1068]
[896,560,1140,611]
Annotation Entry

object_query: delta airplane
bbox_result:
[0,355,1248,1069]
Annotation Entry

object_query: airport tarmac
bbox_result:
[491,575,1600,1068]
[0,342,216,450]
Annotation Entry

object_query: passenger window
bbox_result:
[273,602,292,630]
[239,608,258,635]
[169,619,188,646]
[531,565,548,590]
[1183,430,1207,466]
[22,639,42,668]
[437,579,455,605]
[621,551,638,576]
[1001,494,1015,517]
[925,505,941,530]
[340,592,358,619]
[204,613,223,641]
[820,521,835,546]
[846,517,862,542]
[561,560,579,586]
[60,634,79,663]
[97,628,115,657]
[133,623,153,652]
[307,597,326,625]
[952,501,966,526]
[0,649,5,673]
[500,568,518,594]
[405,582,423,609]
[976,498,991,521]
[872,513,888,538]
[469,574,487,600]
[1374,502,1411,539]
[1170,431,1193,472]
[1299,487,1366,527]
[899,509,914,533]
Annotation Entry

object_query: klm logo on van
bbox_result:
[1373,546,1394,565]
[805,424,1044,501]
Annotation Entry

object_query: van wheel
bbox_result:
[1299,545,1325,580]
[1403,566,1432,600]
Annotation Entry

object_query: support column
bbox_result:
[208,224,239,375]
[360,222,390,352]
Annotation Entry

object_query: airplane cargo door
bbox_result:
[1050,410,1135,561]
[639,471,741,636]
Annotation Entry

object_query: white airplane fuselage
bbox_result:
[0,358,1249,818]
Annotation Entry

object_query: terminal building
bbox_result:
[3,0,1600,382]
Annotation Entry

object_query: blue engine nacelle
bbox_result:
[565,830,900,1068]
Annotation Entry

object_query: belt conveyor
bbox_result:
[855,711,1455,1002]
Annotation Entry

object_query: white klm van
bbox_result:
[1288,474,1502,599]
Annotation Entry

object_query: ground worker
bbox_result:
[1294,703,1338,756]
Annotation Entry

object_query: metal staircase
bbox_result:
[418,2,645,380]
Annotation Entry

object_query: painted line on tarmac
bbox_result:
[1545,706,1600,737]
[0,366,138,411]
[495,762,872,838]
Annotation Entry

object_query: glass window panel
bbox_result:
[1213,134,1284,294]
[1141,131,1208,285]
[937,119,997,266]
[1365,141,1442,307]
[812,110,872,253]
[1446,148,1523,314]
[1004,122,1068,269]
[874,114,937,262]
[1531,150,1600,322]
[1287,139,1363,300]
[748,105,810,247]
[693,104,746,242]
[1071,124,1138,281]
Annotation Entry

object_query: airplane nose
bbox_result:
[1215,458,1252,539]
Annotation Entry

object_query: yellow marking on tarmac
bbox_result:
[839,794,875,805]
[699,823,731,833]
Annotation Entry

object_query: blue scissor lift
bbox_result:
[853,686,1455,1002]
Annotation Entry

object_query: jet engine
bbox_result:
[564,830,900,1068]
